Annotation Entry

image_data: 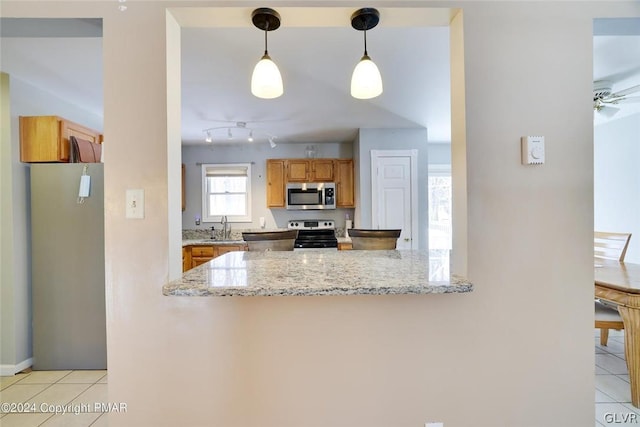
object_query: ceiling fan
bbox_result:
[593,80,640,117]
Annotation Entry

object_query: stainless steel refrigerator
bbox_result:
[31,163,106,370]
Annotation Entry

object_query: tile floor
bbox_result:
[596,329,640,426]
[0,369,107,427]
[0,338,636,427]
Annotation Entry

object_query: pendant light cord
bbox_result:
[264,22,269,56]
[363,29,368,56]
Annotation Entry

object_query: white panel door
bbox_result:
[371,150,417,249]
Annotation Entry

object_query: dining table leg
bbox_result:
[618,305,640,408]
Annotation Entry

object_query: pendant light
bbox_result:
[350,8,383,99]
[251,8,283,99]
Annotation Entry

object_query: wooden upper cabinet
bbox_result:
[287,159,335,182]
[20,116,103,163]
[266,159,286,208]
[335,159,355,208]
[267,158,354,208]
[311,159,334,181]
[287,159,310,182]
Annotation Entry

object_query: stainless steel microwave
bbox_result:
[286,182,336,210]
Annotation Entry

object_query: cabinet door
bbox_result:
[191,246,214,257]
[191,245,214,268]
[338,242,353,250]
[215,245,247,257]
[311,159,334,182]
[182,247,192,272]
[266,159,286,207]
[20,115,103,163]
[287,159,311,182]
[191,257,212,268]
[335,159,355,207]
[20,116,62,162]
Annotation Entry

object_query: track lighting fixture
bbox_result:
[251,8,283,99]
[350,8,383,99]
[203,122,277,148]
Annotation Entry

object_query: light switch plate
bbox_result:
[521,136,545,165]
[125,189,144,219]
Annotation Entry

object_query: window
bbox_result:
[428,164,452,277]
[201,163,252,223]
[428,164,452,250]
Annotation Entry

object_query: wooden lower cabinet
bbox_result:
[183,244,248,272]
[216,244,246,257]
[190,245,215,269]
[338,242,353,250]
[182,247,191,272]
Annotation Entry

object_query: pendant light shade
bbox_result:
[351,54,383,99]
[251,54,283,99]
[251,8,283,99]
[350,8,383,99]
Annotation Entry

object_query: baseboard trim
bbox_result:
[0,358,33,376]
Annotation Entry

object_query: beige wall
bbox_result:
[0,73,17,370]
[3,1,639,426]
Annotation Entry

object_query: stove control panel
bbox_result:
[288,220,335,230]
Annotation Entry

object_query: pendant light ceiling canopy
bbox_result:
[251,8,283,99]
[350,8,383,100]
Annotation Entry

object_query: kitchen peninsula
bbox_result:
[163,250,472,297]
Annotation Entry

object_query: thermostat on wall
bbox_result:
[521,136,545,165]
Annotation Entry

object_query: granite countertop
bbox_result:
[164,250,473,297]
[182,239,246,247]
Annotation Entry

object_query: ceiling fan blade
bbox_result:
[617,96,640,104]
[597,105,620,118]
[611,84,640,97]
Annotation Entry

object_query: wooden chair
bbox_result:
[595,231,632,345]
[595,231,632,261]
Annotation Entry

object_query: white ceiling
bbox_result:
[180,25,450,145]
[1,14,638,144]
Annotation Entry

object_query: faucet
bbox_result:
[221,215,230,240]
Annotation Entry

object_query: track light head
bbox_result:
[202,122,279,146]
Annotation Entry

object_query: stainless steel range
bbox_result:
[287,219,338,250]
